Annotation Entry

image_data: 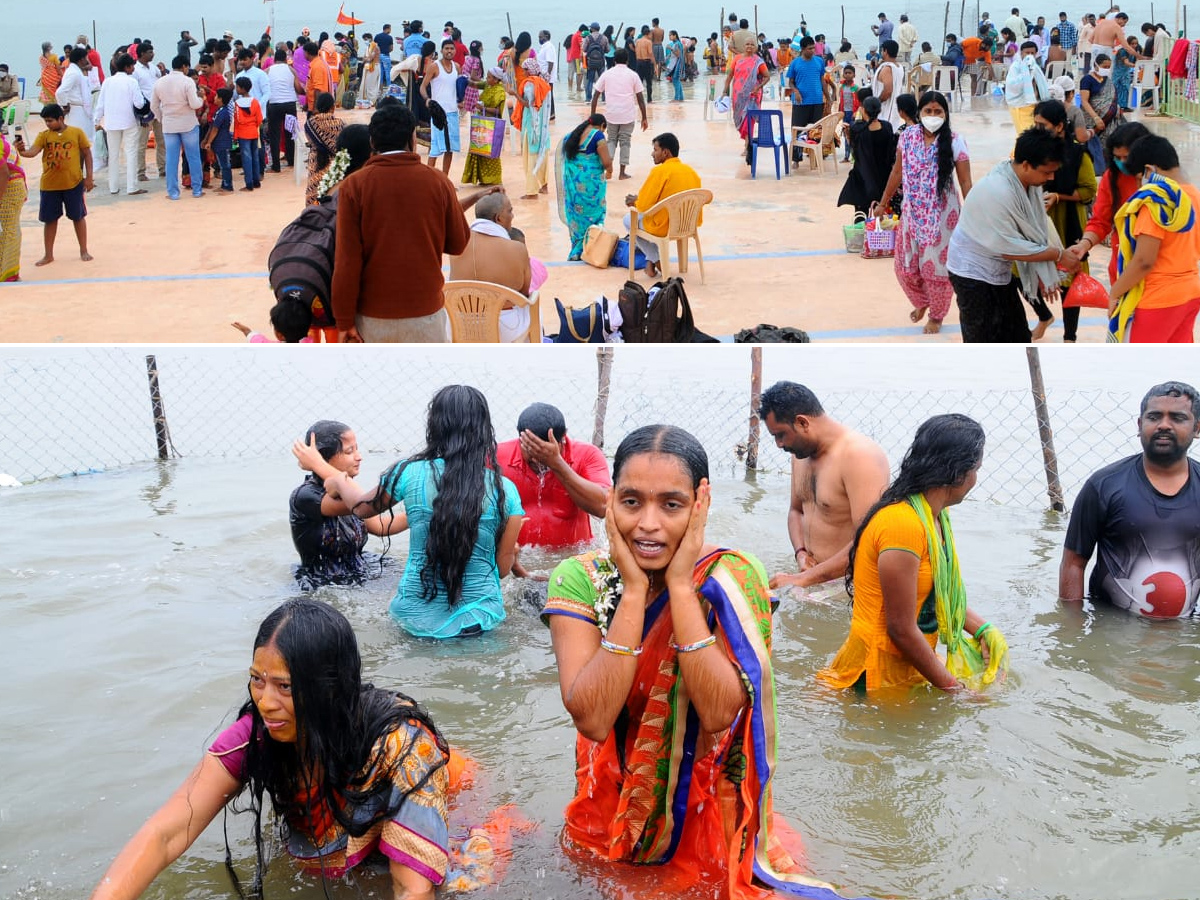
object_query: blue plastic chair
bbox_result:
[747,108,789,179]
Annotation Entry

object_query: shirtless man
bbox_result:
[758,381,890,593]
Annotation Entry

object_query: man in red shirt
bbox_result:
[496,403,611,570]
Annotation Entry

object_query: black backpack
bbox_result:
[585,36,607,71]
[268,197,338,327]
[618,277,698,343]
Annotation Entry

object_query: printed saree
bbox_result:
[0,135,26,282]
[730,55,766,138]
[555,128,608,260]
[545,549,871,900]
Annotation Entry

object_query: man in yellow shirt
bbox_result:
[622,132,701,277]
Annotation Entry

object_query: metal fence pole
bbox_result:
[746,347,762,472]
[145,354,173,461]
[1025,347,1065,511]
[593,346,614,449]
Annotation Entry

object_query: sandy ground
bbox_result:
[4,76,1198,343]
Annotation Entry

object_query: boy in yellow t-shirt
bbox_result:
[13,103,94,266]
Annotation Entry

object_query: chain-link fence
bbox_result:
[0,348,1173,510]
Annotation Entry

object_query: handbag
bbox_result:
[581,225,619,268]
[455,75,469,104]
[843,212,867,253]
[861,211,898,259]
[468,114,505,159]
[552,297,609,343]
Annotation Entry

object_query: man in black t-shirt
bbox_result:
[376,24,395,88]
[1060,382,1200,619]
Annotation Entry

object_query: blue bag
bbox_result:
[552,297,609,343]
[611,238,647,270]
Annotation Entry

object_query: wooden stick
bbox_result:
[746,347,763,471]
[1025,348,1065,512]
[201,17,207,42]
[592,347,614,448]
[506,12,514,42]
[842,6,846,41]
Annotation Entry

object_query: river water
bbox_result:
[3,346,1199,900]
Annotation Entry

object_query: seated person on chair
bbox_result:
[447,191,535,342]
[0,65,18,108]
[622,132,702,278]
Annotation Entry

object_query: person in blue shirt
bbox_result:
[404,20,428,59]
[202,87,235,191]
[304,385,526,639]
[786,36,827,132]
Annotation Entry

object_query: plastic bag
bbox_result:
[1062,272,1109,308]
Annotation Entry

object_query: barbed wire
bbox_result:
[0,349,1167,510]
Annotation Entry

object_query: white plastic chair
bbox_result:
[443,281,542,343]
[1045,60,1068,80]
[1129,61,1161,109]
[932,66,962,105]
[792,111,843,176]
[628,188,713,283]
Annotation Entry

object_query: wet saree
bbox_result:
[544,549,871,900]
[555,128,607,260]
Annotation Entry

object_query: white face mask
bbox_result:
[1096,65,1111,75]
[921,115,945,133]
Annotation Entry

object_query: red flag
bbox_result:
[336,4,363,25]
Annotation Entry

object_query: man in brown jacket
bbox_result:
[332,104,495,342]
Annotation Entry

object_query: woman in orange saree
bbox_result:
[544,424,872,900]
[38,42,62,104]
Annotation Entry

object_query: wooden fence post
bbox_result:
[1026,347,1065,511]
[593,346,614,449]
[746,347,763,472]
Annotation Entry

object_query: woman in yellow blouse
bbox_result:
[818,414,1008,694]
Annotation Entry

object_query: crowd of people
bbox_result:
[0,10,1193,343]
[84,375,1200,900]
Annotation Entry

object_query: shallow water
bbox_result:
[3,452,1198,900]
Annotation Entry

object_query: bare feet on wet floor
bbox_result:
[519,193,537,200]
[34,256,53,267]
[923,319,941,334]
[644,260,660,278]
[1031,317,1053,341]
[909,307,926,324]
[539,185,548,194]
[619,172,632,180]
[80,251,94,262]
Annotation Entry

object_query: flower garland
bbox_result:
[316,148,350,199]
[590,558,624,638]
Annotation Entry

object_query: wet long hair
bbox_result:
[304,420,349,462]
[228,599,445,899]
[1103,121,1151,221]
[845,414,985,599]
[917,90,955,195]
[379,385,505,607]
[564,113,607,159]
[613,424,709,489]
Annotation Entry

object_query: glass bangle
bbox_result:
[599,638,642,657]
[973,621,993,640]
[670,634,718,653]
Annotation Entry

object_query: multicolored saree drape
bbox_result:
[550,548,872,900]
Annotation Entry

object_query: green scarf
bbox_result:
[907,493,986,683]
